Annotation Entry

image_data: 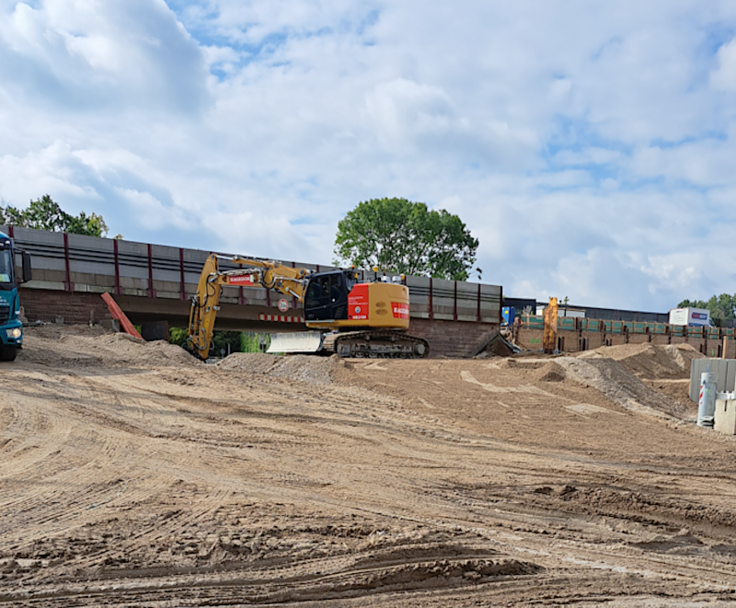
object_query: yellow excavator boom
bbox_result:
[187,254,310,360]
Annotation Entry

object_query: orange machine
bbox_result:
[187,254,428,360]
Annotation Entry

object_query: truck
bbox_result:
[0,231,32,361]
[668,307,713,327]
[186,254,429,360]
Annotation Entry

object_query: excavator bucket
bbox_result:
[267,331,324,355]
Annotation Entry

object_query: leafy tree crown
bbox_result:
[678,294,736,324]
[334,197,479,281]
[1,195,108,237]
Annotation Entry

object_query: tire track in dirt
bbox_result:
[0,543,542,606]
[4,332,736,606]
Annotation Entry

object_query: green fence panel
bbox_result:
[558,318,575,331]
[525,316,544,330]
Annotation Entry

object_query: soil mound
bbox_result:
[25,323,110,340]
[21,326,201,369]
[577,343,703,380]
[556,356,691,419]
[496,357,554,371]
[532,362,567,383]
[94,334,200,367]
[217,352,339,384]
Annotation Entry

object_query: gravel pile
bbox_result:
[577,343,703,380]
[21,326,201,369]
[217,352,338,385]
[556,356,691,419]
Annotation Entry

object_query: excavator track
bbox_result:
[321,330,429,359]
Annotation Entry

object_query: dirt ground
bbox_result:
[3,327,736,606]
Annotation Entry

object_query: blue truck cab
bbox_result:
[0,231,32,361]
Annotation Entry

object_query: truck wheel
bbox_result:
[0,346,17,362]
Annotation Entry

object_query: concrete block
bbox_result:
[714,399,736,434]
[690,359,736,402]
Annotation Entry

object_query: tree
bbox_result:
[677,298,708,309]
[1,195,108,237]
[334,198,479,281]
[170,328,252,356]
[211,331,242,357]
[678,294,736,322]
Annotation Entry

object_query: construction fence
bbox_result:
[516,315,735,358]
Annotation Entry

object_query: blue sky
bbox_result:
[1,0,736,311]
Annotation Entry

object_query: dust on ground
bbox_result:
[1,328,735,606]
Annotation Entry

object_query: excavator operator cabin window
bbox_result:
[345,271,357,292]
[330,274,343,303]
[319,276,330,301]
[306,280,325,309]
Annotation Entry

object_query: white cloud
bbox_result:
[0,0,209,113]
[2,0,736,312]
[552,148,623,166]
[711,38,736,91]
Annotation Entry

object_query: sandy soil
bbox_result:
[2,328,736,606]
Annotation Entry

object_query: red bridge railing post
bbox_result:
[179,248,186,300]
[453,280,458,321]
[147,243,156,298]
[429,278,433,320]
[64,232,73,292]
[477,283,481,322]
[113,238,121,296]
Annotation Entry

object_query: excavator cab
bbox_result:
[304,270,356,321]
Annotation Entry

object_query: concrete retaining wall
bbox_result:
[409,318,500,358]
[20,288,113,326]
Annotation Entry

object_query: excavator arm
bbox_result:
[187,254,310,360]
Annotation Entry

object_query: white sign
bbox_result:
[277,298,289,312]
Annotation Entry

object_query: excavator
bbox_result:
[186,254,429,361]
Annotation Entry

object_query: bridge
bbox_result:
[3,225,503,357]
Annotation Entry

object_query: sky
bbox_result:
[1,0,736,312]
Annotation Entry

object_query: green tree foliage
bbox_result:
[169,327,189,347]
[1,195,108,237]
[210,331,242,357]
[678,294,736,323]
[334,197,479,281]
[240,332,270,353]
[677,298,707,309]
[170,327,250,357]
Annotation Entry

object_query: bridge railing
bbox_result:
[2,225,501,324]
